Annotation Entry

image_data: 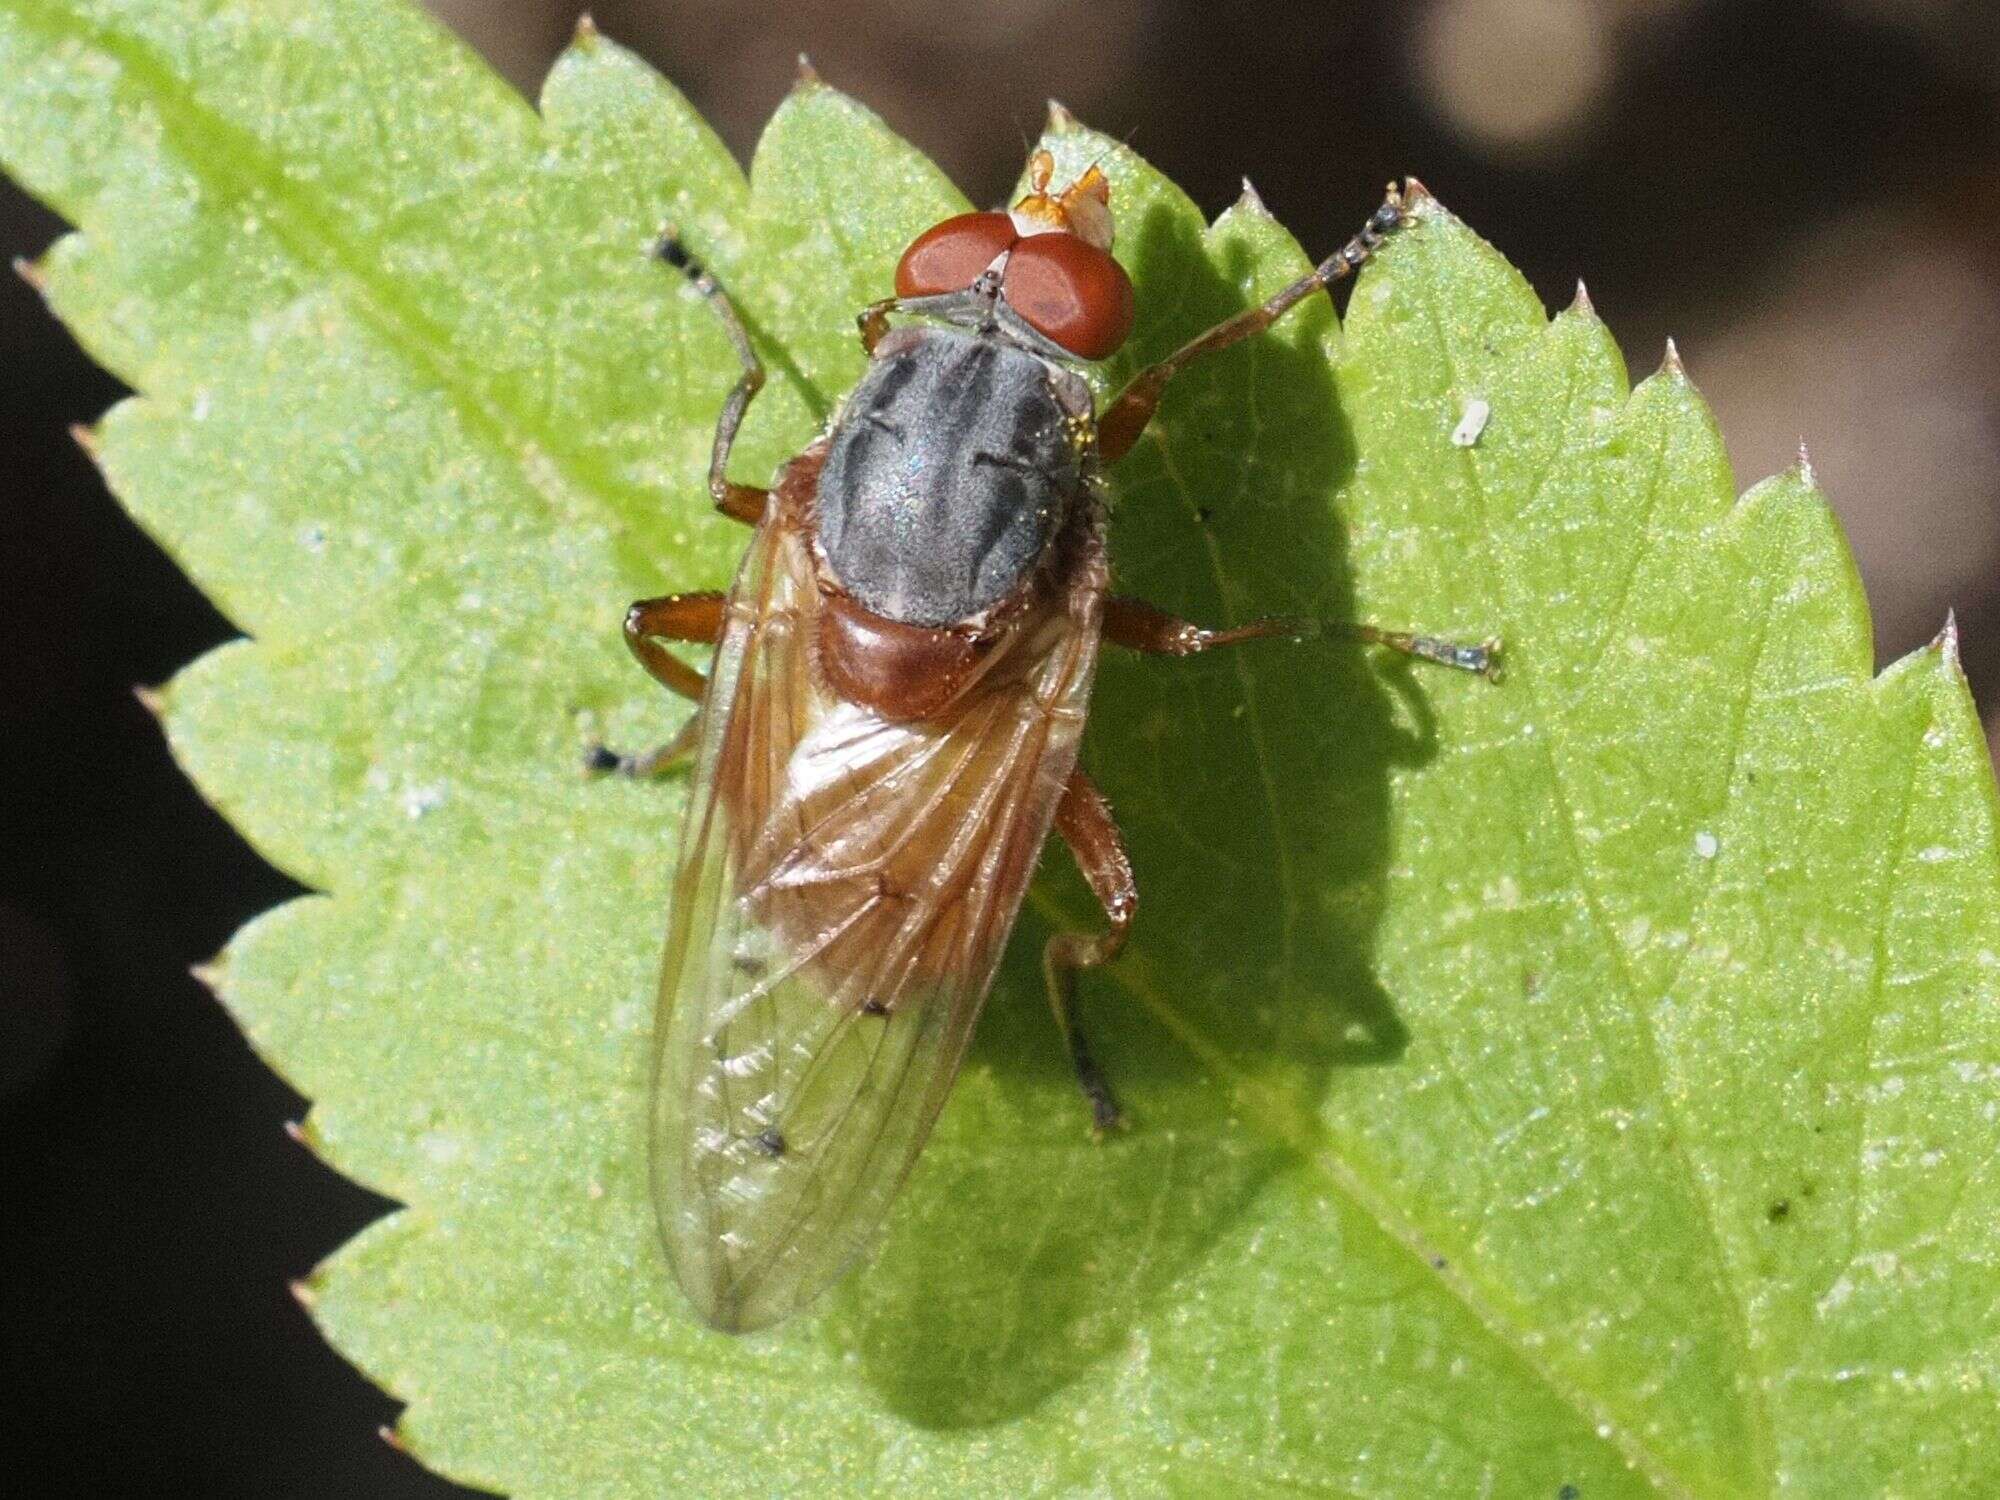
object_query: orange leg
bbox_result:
[1106,595,1500,677]
[1098,184,1406,464]
[622,591,725,700]
[1103,596,1296,655]
[1046,767,1137,1135]
[585,591,726,778]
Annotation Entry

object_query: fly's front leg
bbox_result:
[1047,768,1136,1137]
[1097,183,1409,464]
[857,296,897,355]
[585,591,726,778]
[657,233,768,526]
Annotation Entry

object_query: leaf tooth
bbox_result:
[571,12,598,46]
[68,420,101,461]
[283,1116,325,1156]
[11,254,46,294]
[1234,176,1271,219]
[1046,98,1079,134]
[288,1276,321,1312]
[1567,278,1596,318]
[793,53,822,88]
[1793,437,1817,487]
[1657,336,1693,384]
[188,957,224,991]
[133,682,167,718]
[1932,608,1961,667]
[1401,175,1446,220]
[378,1424,410,1454]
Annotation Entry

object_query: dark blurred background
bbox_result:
[3,1,1996,1494]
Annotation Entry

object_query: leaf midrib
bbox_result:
[1068,934,1688,1496]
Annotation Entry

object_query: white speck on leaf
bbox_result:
[401,784,445,819]
[1694,831,1719,859]
[1451,397,1491,447]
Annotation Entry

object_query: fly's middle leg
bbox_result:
[623,591,725,697]
[585,591,726,778]
[1104,596,1500,679]
[1047,767,1136,1136]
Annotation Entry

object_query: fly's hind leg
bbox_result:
[584,591,726,778]
[655,232,769,526]
[1047,768,1137,1136]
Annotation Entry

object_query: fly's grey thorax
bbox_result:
[815,326,1094,627]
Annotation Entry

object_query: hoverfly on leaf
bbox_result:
[590,148,1498,1332]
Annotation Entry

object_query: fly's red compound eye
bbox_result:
[894,211,1019,299]
[1001,233,1136,361]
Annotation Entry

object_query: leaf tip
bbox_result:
[288,1277,320,1312]
[188,958,223,991]
[1933,608,1961,667]
[1235,176,1270,218]
[1568,278,1596,318]
[1659,336,1690,382]
[68,421,101,461]
[1045,98,1080,134]
[1401,175,1443,217]
[133,682,167,718]
[793,53,822,88]
[12,254,46,294]
[571,12,599,46]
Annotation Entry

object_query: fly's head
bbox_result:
[890,149,1136,364]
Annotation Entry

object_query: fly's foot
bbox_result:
[580,715,701,780]
[1335,625,1504,681]
[1074,1049,1128,1140]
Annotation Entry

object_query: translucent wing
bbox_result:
[649,475,1103,1332]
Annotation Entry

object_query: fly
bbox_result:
[590,150,1499,1333]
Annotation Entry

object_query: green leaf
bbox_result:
[10,1,2000,1493]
